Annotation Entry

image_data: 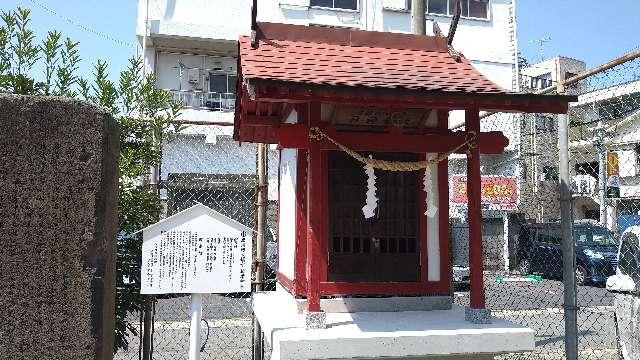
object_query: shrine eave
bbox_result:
[247,79,578,114]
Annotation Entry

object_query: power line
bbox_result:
[25,0,136,49]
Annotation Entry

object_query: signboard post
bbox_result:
[140,203,253,360]
[189,294,203,360]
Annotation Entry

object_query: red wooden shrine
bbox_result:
[234,22,575,316]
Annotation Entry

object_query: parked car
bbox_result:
[607,225,640,292]
[516,220,618,285]
[606,226,640,359]
[452,265,470,290]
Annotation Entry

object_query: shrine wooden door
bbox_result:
[328,152,420,283]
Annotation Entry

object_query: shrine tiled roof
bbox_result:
[239,22,505,94]
[234,23,577,144]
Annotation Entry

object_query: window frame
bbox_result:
[310,0,359,12]
[208,72,236,95]
[406,0,491,21]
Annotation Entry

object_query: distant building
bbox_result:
[520,56,586,95]
[518,55,640,234]
[517,57,587,225]
[569,80,640,232]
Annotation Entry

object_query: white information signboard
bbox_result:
[140,203,253,294]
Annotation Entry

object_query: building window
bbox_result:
[206,72,236,110]
[428,0,448,14]
[408,0,489,19]
[535,116,555,132]
[310,0,358,10]
[209,73,236,95]
[542,166,558,181]
[527,73,552,90]
[565,72,578,89]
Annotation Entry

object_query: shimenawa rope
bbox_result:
[309,127,477,172]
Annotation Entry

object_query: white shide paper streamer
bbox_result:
[424,164,438,218]
[362,157,378,219]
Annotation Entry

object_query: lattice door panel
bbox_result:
[328,151,420,282]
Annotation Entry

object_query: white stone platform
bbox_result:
[254,291,535,360]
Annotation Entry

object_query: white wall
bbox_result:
[278,149,299,280]
[138,0,252,41]
[382,0,516,67]
[161,127,279,200]
[139,0,516,71]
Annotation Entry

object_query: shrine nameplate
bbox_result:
[332,106,428,128]
[140,203,253,294]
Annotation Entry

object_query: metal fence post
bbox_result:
[595,121,608,227]
[557,79,578,360]
[252,143,267,360]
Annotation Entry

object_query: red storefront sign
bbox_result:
[451,175,518,210]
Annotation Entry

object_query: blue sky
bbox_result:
[1,0,639,81]
[517,0,640,67]
[3,0,139,82]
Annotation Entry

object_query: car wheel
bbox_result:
[575,265,587,286]
[519,259,531,275]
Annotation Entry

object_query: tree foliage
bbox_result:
[0,7,183,353]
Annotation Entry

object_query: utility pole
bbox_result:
[141,0,150,78]
[557,75,578,360]
[411,0,426,35]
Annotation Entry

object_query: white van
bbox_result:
[606,226,640,359]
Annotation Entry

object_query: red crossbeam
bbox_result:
[276,125,508,154]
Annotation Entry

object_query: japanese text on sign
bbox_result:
[451,175,518,210]
[140,204,252,294]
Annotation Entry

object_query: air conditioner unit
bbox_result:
[187,68,200,84]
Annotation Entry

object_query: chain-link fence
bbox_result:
[567,53,640,360]
[115,52,640,360]
[449,53,640,360]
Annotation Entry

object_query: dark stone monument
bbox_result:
[0,95,119,360]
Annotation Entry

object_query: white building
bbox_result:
[136,0,519,124]
[520,56,586,95]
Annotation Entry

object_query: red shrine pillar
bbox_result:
[465,108,491,323]
[306,102,326,329]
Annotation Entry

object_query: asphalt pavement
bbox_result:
[115,277,619,360]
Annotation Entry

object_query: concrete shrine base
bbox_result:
[253,291,535,360]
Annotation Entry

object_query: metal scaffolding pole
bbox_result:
[252,143,267,360]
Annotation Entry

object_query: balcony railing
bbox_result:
[166,90,235,111]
